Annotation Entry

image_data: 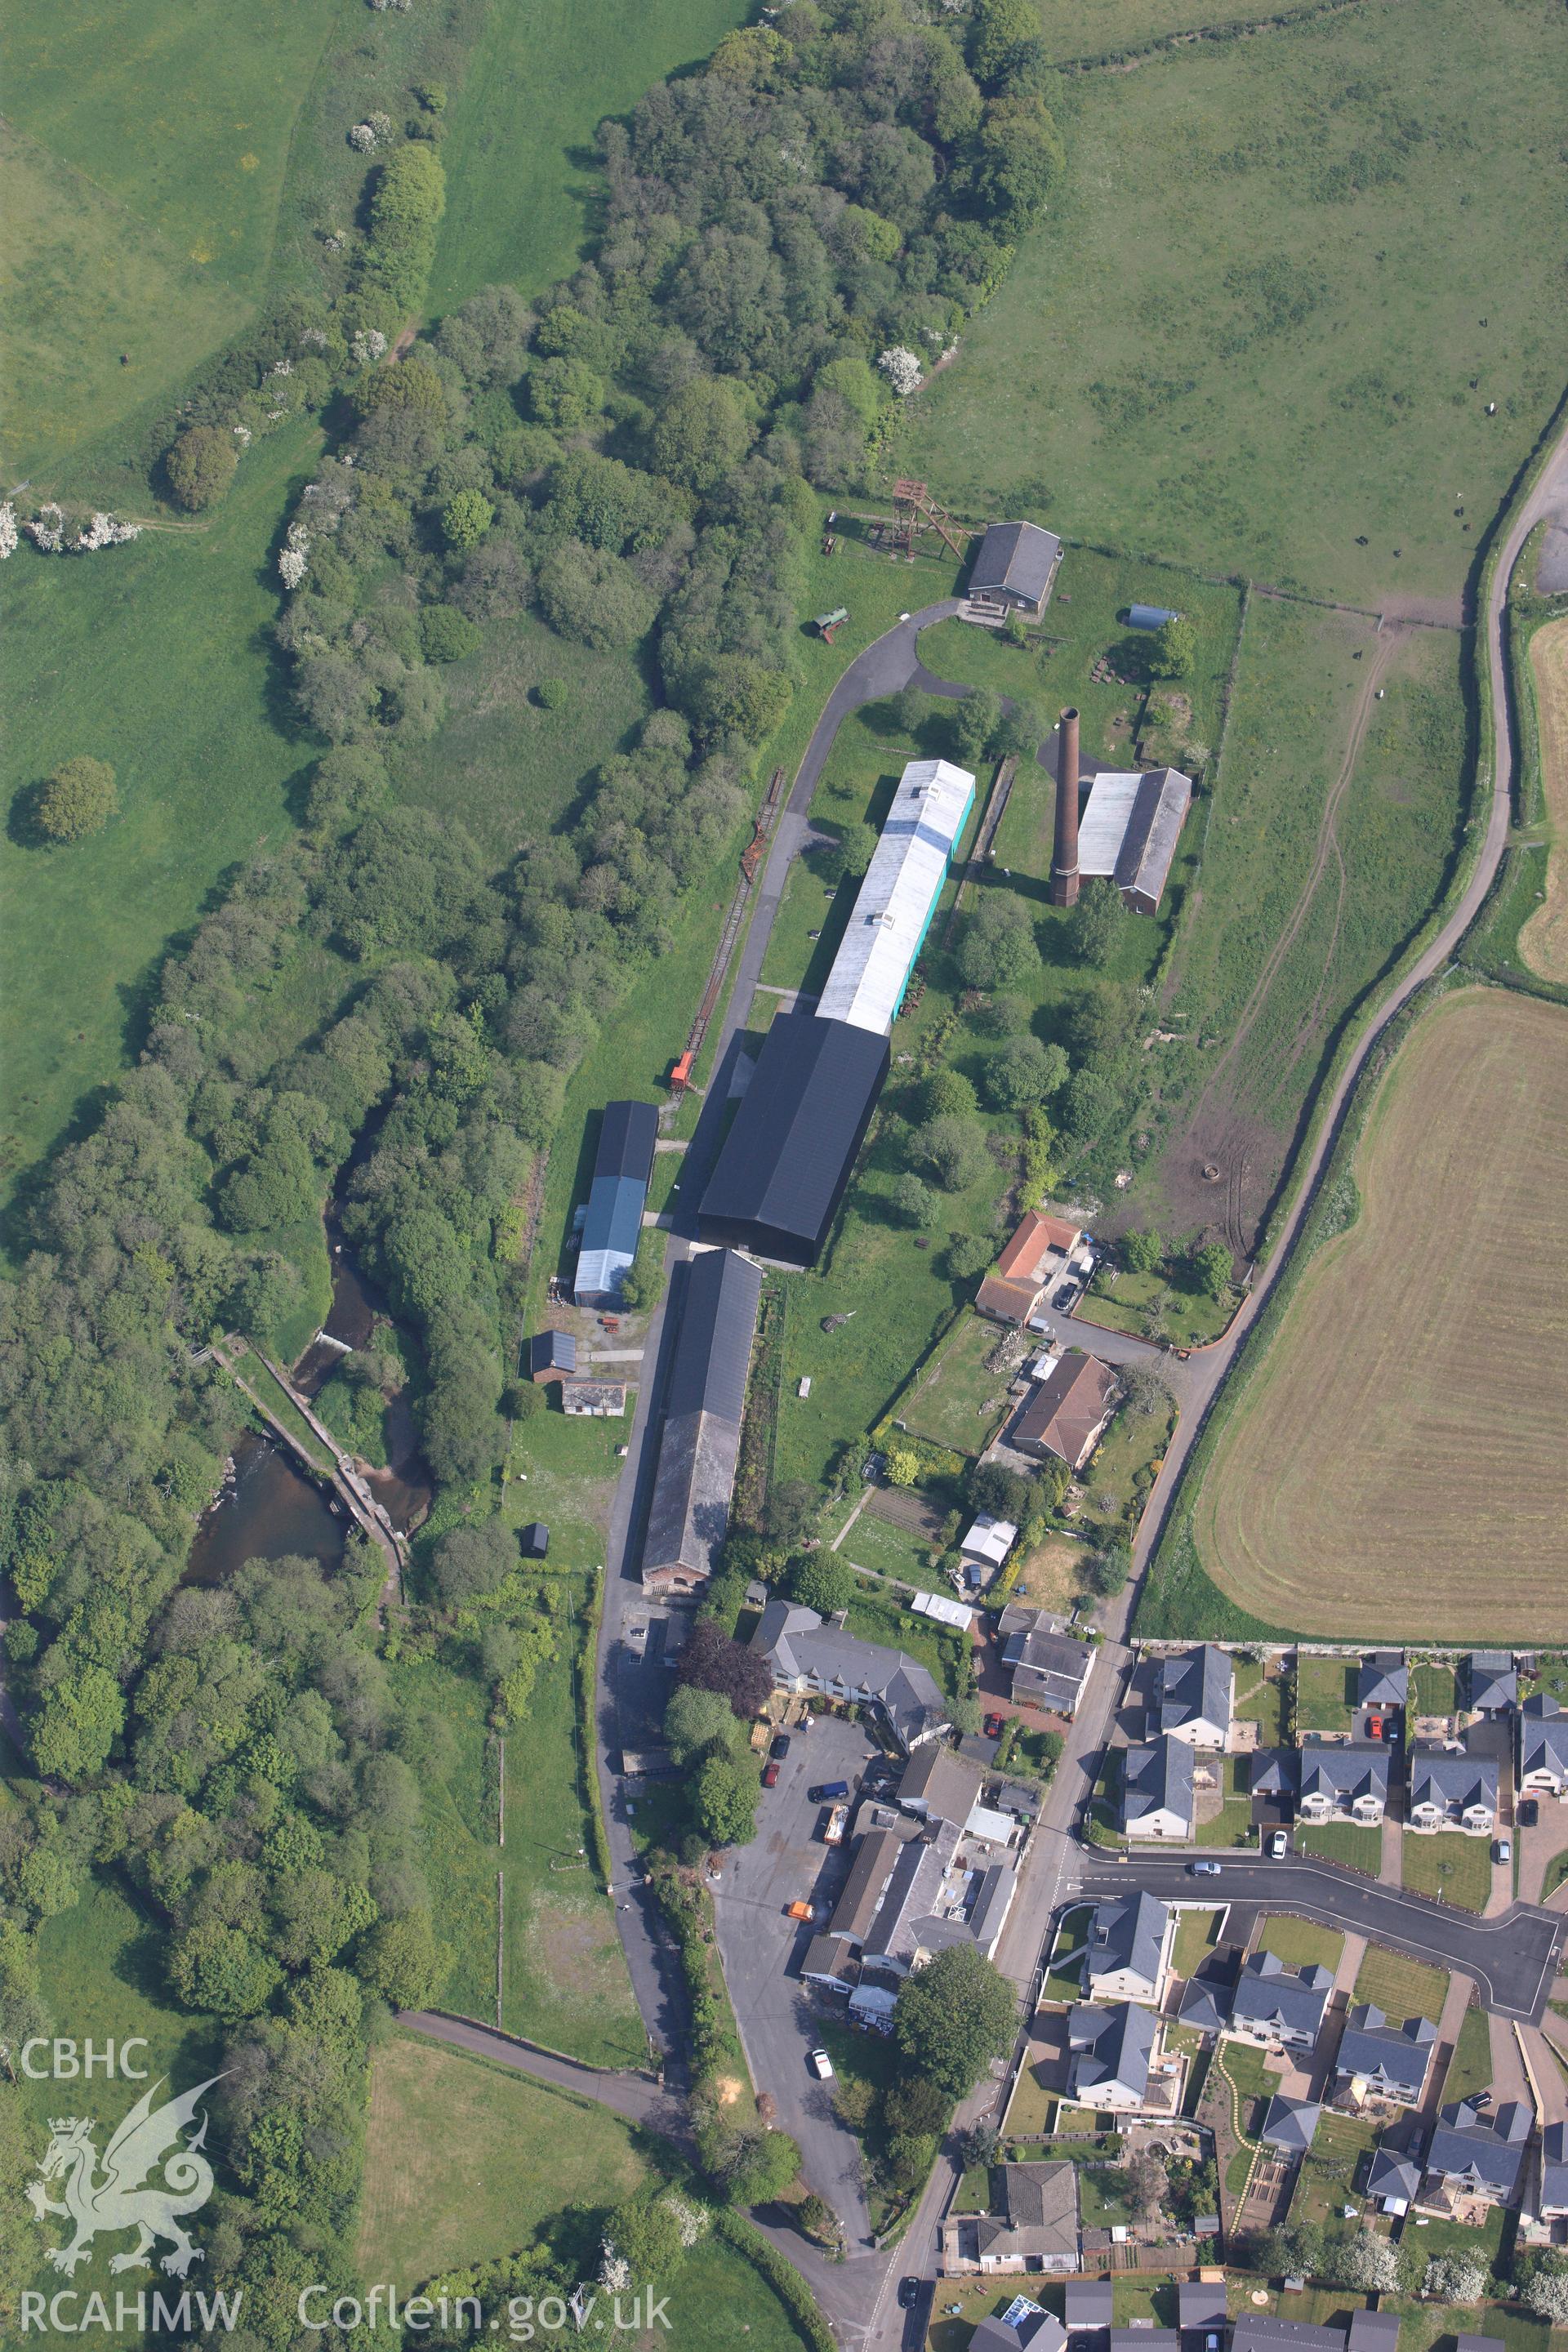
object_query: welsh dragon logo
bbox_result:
[26,2074,225,2278]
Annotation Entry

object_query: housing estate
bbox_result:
[1533,2121,1568,2224]
[1407,1744,1499,1834]
[1468,1651,1518,1715]
[1261,2094,1321,2154]
[1156,1645,1233,1748]
[1334,2004,1437,2107]
[640,1248,762,1594]
[1065,2001,1158,2110]
[750,1601,947,1751]
[1422,2097,1531,2211]
[969,2312,1067,2352]
[1366,2147,1423,2217]
[940,2158,1079,2276]
[1121,1735,1196,1841]
[1231,2319,1404,2352]
[1011,1353,1118,1471]
[1358,1651,1408,1710]
[573,1098,657,1306]
[998,1603,1096,1716]
[976,1210,1088,1326]
[1296,1743,1390,1825]
[1227,1949,1334,2051]
[1083,1892,1172,2004]
[1519,1693,1568,1795]
[966,519,1064,621]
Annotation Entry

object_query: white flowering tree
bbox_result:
[349,122,378,151]
[660,2193,710,2249]
[75,514,140,550]
[351,327,389,366]
[0,504,17,560]
[878,345,923,397]
[599,2239,631,2293]
[1424,2253,1488,2304]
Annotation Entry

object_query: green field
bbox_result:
[906,0,1568,608]
[899,1312,1013,1456]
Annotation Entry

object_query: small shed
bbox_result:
[521,1522,550,1559]
[528,1329,578,1384]
[1127,604,1179,630]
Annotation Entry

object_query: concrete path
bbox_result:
[1380,1815,1403,1887]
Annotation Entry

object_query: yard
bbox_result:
[1234,1659,1285,1748]
[1290,2109,1383,2235]
[1412,1660,1459,1720]
[839,1505,947,1592]
[1079,1263,1238,1351]
[1294,1656,1359,1737]
[1043,1906,1091,2004]
[1353,1944,1449,2026]
[1002,2057,1058,2140]
[1400,1833,1494,1913]
[843,1582,967,1700]
[1008,1534,1097,1615]
[898,1312,1016,1458]
[1171,1907,1224,1979]
[1195,1756,1256,1849]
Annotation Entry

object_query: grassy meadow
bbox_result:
[1191,987,1568,1638]
[906,0,1568,608]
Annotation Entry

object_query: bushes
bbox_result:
[537,541,657,653]
[164,425,238,510]
[713,2214,836,2352]
[420,605,481,663]
[354,143,447,327]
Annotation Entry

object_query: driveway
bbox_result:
[710,1716,884,2246]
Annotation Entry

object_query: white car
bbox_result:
[1267,1829,1289,1859]
[808,2047,835,2080]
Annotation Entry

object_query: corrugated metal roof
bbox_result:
[1076,772,1143,876]
[816,760,973,1034]
[1127,604,1179,630]
[699,1013,889,1258]
[575,1170,648,1302]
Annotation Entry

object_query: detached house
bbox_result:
[1084,1894,1172,2005]
[751,1602,947,1752]
[1358,1652,1408,1711]
[1519,1693,1568,1797]
[1467,1652,1518,1716]
[1334,2004,1437,2108]
[1227,1949,1333,2053]
[1423,2098,1531,2211]
[1298,1743,1390,1826]
[1407,1745,1499,1835]
[1366,2148,1423,2217]
[1121,1736,1196,1841]
[999,1605,1096,1717]
[1011,1355,1118,1472]
[1261,2095,1321,2154]
[1066,2002,1158,2111]
[1156,1645,1233,1748]
[940,2158,1080,2276]
[1534,2121,1568,2223]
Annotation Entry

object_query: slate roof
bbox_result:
[1002,1612,1096,1713]
[1468,1650,1518,1712]
[1335,2002,1437,2101]
[1122,1736,1196,1834]
[528,1327,577,1376]
[1085,1892,1169,1996]
[752,1602,947,1750]
[1346,2319,1402,2352]
[898,1742,985,1824]
[1230,1949,1333,2042]
[1176,2283,1227,2331]
[1358,1650,1409,1708]
[1426,2096,1531,2201]
[1261,2094,1321,2153]
[1108,767,1194,911]
[1365,2146,1422,2207]
[1250,1748,1298,1797]
[1539,2119,1568,2212]
[1065,2283,1115,2331]
[1178,1970,1232,2035]
[1298,1743,1390,1811]
[970,519,1063,604]
[1066,2001,1157,2105]
[1013,1354,1119,1468]
[973,2316,1068,2352]
[1158,1644,1232,1737]
[1520,1694,1568,1783]
[641,1249,763,1588]
[1409,1748,1499,1820]
[1000,2160,1080,2250]
[698,1011,889,1263]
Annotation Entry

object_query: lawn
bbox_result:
[1401,1833,1494,1913]
[1253,1916,1344,1976]
[1194,1755,1254,1849]
[1078,1263,1238,1350]
[1412,1660,1459,1720]
[1009,1534,1095,1615]
[1191,990,1568,1637]
[843,1584,966,1700]
[1003,2057,1057,2140]
[1294,1821,1383,1873]
[1441,2002,1494,2108]
[1295,1657,1358,1736]
[1043,1905,1091,2003]
[905,0,1568,610]
[0,413,323,1237]
[1217,2040,1276,2140]
[1353,1944,1449,2026]
[1234,1660,1285,1748]
[840,1508,947,1592]
[1291,2109,1382,2234]
[898,1312,1015,1457]
[1075,1398,1176,1546]
[1171,1907,1224,1979]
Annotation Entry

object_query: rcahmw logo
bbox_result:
[18,2057,242,2336]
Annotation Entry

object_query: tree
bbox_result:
[956,898,1037,991]
[1066,877,1124,967]
[432,1519,514,1606]
[355,1912,448,2009]
[1151,616,1197,680]
[1334,2232,1405,2294]
[951,686,1004,764]
[1521,2263,1568,2325]
[711,2123,800,2206]
[36,756,118,842]
[665,1683,741,1768]
[894,1944,1016,2098]
[922,1068,980,1120]
[1088,1542,1130,1597]
[421,604,481,662]
[165,424,238,510]
[649,376,753,492]
[694,1753,760,1846]
[1122,1227,1163,1274]
[538,541,656,652]
[947,1692,982,1736]
[305,744,389,831]
[982,1036,1068,1110]
[795,2192,839,2246]
[914,1114,991,1192]
[601,2194,684,2288]
[970,1462,1031,1521]
[1063,977,1135,1060]
[891,1172,937,1227]
[30,1664,124,1780]
[946,1231,994,1281]
[677,1618,773,1719]
[169,1924,283,2019]
[993,699,1046,763]
[1423,2253,1488,2304]
[790,1554,854,1618]
[763,1479,822,1549]
[1120,1362,1174,1421]
[1124,2151,1167,2228]
[528,356,606,430]
[816,821,878,884]
[441,489,493,551]
[884,1448,920,1487]
[1191,1240,1233,1299]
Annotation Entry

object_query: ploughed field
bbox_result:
[1191,987,1568,1637]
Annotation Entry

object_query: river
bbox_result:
[186,1233,431,1583]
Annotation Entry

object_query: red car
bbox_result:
[762,1761,781,1788]
[983,1713,1005,1738]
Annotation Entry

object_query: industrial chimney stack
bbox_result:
[1049,706,1080,906]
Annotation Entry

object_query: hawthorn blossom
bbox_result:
[271,358,293,377]
[368,113,394,141]
[24,503,65,553]
[349,122,378,152]
[878,345,923,397]
[599,2243,631,2293]
[75,513,140,550]
[0,505,16,560]
[301,327,328,350]
[278,547,309,590]
[233,423,253,446]
[350,327,388,365]
[661,2193,710,2248]
[323,231,347,252]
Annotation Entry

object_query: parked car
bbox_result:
[808,2047,834,2079]
[983,1713,1005,1738]
[1519,1797,1539,1827]
[1495,1838,1512,1863]
[1367,1713,1383,1740]
[1267,1829,1289,1859]
[898,2280,922,2310]
[1189,1860,1222,1877]
[786,1900,816,1922]
[770,1734,791,1761]
[809,1779,851,1802]
[762,1761,781,1788]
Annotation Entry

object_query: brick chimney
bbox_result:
[1049,706,1080,906]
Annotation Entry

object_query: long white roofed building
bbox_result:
[816,757,974,1034]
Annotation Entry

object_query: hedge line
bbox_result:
[713,2213,837,2352]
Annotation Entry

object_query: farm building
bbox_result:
[697,1012,889,1265]
[573,1098,658,1306]
[527,1328,577,1384]
[960,1513,1018,1577]
[640,1248,763,1595]
[967,520,1065,621]
[976,1210,1089,1325]
[816,758,974,1033]
[561,1379,626,1418]
[1011,1353,1118,1470]
[1074,766,1193,917]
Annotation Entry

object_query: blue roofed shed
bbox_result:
[1127,604,1179,630]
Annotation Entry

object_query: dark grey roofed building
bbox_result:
[521,1521,549,1558]
[574,1098,658,1304]
[1157,1644,1233,1747]
[1178,1970,1232,2036]
[1228,1949,1333,2050]
[996,1780,1040,1820]
[972,2316,1068,2352]
[1297,1742,1389,1824]
[969,520,1064,617]
[1334,2003,1437,2105]
[1127,604,1180,630]
[1358,1651,1408,1708]
[1520,1693,1568,1793]
[1231,2321,1348,2352]
[641,1248,763,1594]
[698,1013,889,1266]
[1065,2283,1115,2332]
[1407,1745,1498,1833]
[1066,2000,1157,2109]
[1122,1735,1196,1840]
[1346,2318,1401,2352]
[1251,1748,1298,1799]
[1468,1650,1518,1714]
[1365,2145,1422,2214]
[1424,2097,1531,2205]
[1539,2118,1568,2216]
[1454,2338,1504,2352]
[527,1327,577,1382]
[751,1601,947,1752]
[1110,2335,1178,2352]
[1261,2094,1321,2153]
[1085,1892,1170,2003]
[1176,2282,1227,2332]
[999,1605,1097,1714]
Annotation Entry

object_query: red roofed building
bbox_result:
[1012,1354,1118,1471]
[976,1212,1088,1326]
